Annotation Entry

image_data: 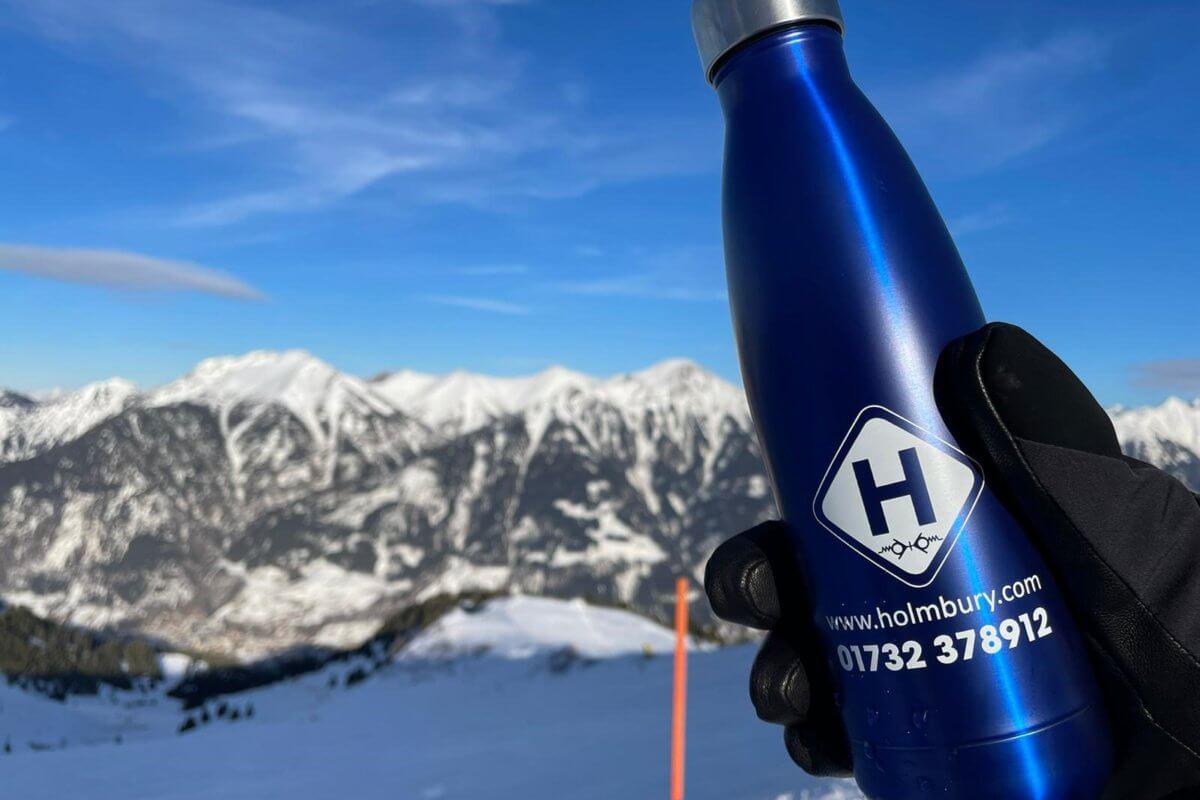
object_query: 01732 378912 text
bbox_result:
[833,606,1055,674]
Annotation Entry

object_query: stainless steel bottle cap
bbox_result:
[692,0,844,84]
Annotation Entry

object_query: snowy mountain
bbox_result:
[372,365,595,436]
[0,390,37,410]
[151,350,403,438]
[0,596,862,800]
[2,348,1196,661]
[0,352,767,657]
[1111,398,1200,490]
[0,378,138,463]
[400,595,688,661]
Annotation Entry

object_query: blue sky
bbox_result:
[0,0,1197,406]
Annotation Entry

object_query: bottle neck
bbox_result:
[713,23,851,113]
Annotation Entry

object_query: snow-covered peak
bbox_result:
[372,358,748,439]
[401,596,684,661]
[0,378,140,463]
[151,349,398,430]
[68,377,139,409]
[507,365,597,405]
[628,357,712,385]
[0,389,36,410]
[155,349,363,404]
[1111,396,1200,459]
[373,365,596,434]
[370,369,439,405]
[599,358,746,418]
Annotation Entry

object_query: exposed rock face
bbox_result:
[4,350,1189,659]
[0,353,771,657]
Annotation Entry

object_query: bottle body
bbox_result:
[717,25,1111,800]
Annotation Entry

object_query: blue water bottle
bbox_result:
[692,2,1112,798]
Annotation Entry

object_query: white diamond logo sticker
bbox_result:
[812,406,985,588]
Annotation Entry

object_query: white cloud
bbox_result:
[949,205,1012,237]
[453,265,530,276]
[421,295,529,315]
[877,32,1110,176]
[1133,360,1200,395]
[0,243,264,300]
[415,0,532,7]
[6,0,706,225]
[553,274,726,303]
[549,245,728,303]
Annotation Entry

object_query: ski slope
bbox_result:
[0,598,860,800]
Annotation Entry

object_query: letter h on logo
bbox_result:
[852,447,937,537]
[813,406,985,586]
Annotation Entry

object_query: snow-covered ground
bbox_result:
[401,595,687,660]
[0,598,860,800]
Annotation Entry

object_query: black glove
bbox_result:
[705,323,1200,800]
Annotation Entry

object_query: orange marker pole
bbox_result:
[670,577,689,800]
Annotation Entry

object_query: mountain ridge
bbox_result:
[0,351,762,658]
[1,350,1196,660]
[1111,397,1200,489]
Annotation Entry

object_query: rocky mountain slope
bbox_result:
[0,379,138,463]
[1111,398,1200,490]
[0,353,769,657]
[1,350,1195,659]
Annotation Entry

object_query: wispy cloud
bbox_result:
[554,274,726,303]
[416,0,533,6]
[6,0,706,225]
[949,205,1012,237]
[453,265,530,276]
[0,243,264,299]
[0,115,12,132]
[1132,360,1200,395]
[878,32,1110,176]
[549,244,728,303]
[421,294,529,315]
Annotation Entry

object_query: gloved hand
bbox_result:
[705,323,1200,800]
